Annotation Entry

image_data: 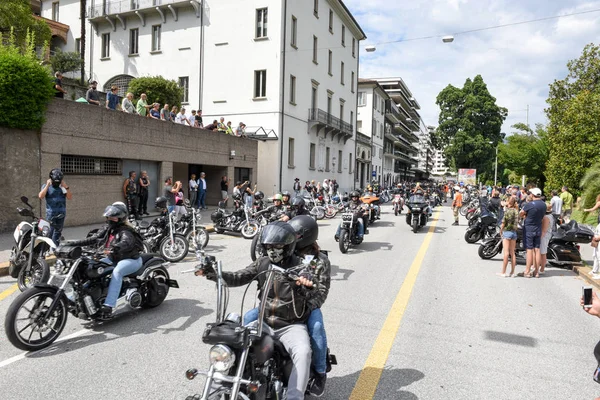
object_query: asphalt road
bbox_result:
[0,205,599,399]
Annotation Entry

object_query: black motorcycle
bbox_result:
[134,210,189,263]
[183,252,336,400]
[175,203,210,251]
[464,211,498,243]
[4,245,178,351]
[212,202,260,239]
[338,209,364,253]
[405,195,429,233]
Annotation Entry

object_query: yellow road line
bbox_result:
[0,284,18,302]
[349,211,440,400]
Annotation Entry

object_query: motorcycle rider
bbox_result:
[335,191,367,240]
[282,190,292,207]
[285,197,310,220]
[65,202,144,317]
[196,222,323,400]
[253,191,265,210]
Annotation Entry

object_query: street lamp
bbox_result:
[489,141,498,186]
[442,36,455,43]
[365,45,376,52]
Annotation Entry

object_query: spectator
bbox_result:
[519,188,546,278]
[197,172,207,210]
[54,72,67,98]
[498,196,518,277]
[188,110,198,127]
[293,178,301,197]
[123,171,140,219]
[163,177,180,213]
[560,186,574,222]
[217,117,226,133]
[233,181,244,198]
[196,109,204,128]
[138,170,150,215]
[236,122,247,137]
[149,103,161,119]
[160,103,170,121]
[122,92,136,114]
[176,108,189,125]
[584,194,600,224]
[86,81,100,105]
[550,190,562,225]
[136,93,151,116]
[220,176,230,203]
[106,86,120,110]
[225,121,235,135]
[451,186,462,225]
[204,120,218,131]
[538,204,554,277]
[38,168,72,245]
[589,221,600,278]
[189,174,198,209]
[170,106,178,122]
[174,187,187,218]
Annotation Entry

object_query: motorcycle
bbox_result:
[175,203,210,251]
[4,245,178,351]
[405,196,429,233]
[361,194,380,224]
[392,194,404,216]
[303,194,326,220]
[212,202,260,239]
[135,210,189,262]
[464,211,498,243]
[9,196,59,292]
[183,252,336,400]
[338,210,364,253]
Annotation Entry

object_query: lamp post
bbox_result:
[489,141,498,186]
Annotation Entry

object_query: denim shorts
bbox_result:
[502,230,517,240]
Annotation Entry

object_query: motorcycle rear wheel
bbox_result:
[5,287,68,351]
[339,230,349,253]
[142,265,170,308]
[17,258,49,292]
[159,234,189,263]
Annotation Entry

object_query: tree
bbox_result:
[433,75,508,183]
[545,43,600,196]
[498,123,549,189]
[0,33,55,130]
[128,76,183,109]
[0,0,51,48]
[580,162,600,220]
[49,50,82,74]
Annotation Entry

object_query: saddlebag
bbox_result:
[146,276,168,305]
[202,321,248,349]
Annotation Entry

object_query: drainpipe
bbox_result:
[278,0,288,192]
[353,39,361,190]
[198,0,204,109]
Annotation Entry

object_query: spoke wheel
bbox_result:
[339,230,349,253]
[17,258,49,292]
[187,228,209,251]
[159,234,189,262]
[241,222,260,239]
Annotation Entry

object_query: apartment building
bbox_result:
[356,79,387,186]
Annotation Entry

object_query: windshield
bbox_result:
[408,195,425,203]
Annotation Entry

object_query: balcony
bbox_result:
[393,120,411,135]
[89,0,202,27]
[308,109,354,143]
[384,99,401,123]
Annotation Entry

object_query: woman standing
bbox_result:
[538,204,554,277]
[170,106,178,122]
[584,194,600,224]
[498,197,519,277]
[138,171,150,216]
[121,92,136,114]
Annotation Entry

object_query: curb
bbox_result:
[0,225,215,278]
[573,262,600,290]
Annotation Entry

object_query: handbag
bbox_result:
[202,320,248,348]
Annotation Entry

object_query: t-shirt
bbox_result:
[196,115,203,126]
[522,200,547,231]
[163,185,175,206]
[560,191,573,210]
[86,88,99,104]
[107,92,119,110]
[175,112,187,125]
[54,78,64,98]
[150,109,160,119]
[550,196,562,215]
[136,99,148,116]
[160,108,170,121]
[220,180,228,191]
[502,208,518,232]
[42,184,67,215]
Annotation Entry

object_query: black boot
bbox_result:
[99,305,113,319]
[308,373,327,397]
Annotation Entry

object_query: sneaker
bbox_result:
[593,274,600,280]
[452,222,459,226]
[308,373,327,397]
[364,229,369,234]
[334,235,339,242]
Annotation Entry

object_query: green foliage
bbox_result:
[545,43,600,196]
[127,76,183,109]
[0,0,51,48]
[49,50,83,74]
[0,33,54,130]
[580,162,600,220]
[433,75,508,183]
[498,123,548,189]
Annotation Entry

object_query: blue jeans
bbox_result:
[102,257,143,308]
[167,205,175,213]
[47,213,65,246]
[197,190,206,209]
[336,219,364,237]
[243,307,328,374]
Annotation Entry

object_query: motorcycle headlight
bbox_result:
[42,226,51,237]
[209,344,236,372]
[412,208,421,212]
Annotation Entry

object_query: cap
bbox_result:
[90,80,98,84]
[530,188,542,197]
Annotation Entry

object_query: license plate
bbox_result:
[167,279,180,288]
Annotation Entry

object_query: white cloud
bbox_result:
[344,0,600,133]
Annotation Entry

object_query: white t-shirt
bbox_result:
[175,112,187,125]
[187,114,196,127]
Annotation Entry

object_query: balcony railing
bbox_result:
[308,108,353,136]
[384,99,401,122]
[89,0,189,19]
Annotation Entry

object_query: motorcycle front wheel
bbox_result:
[412,218,419,233]
[339,230,349,253]
[186,228,210,251]
[241,221,260,239]
[324,205,337,219]
[17,258,50,292]
[250,233,265,261]
[159,234,189,262]
[311,207,325,220]
[464,229,483,244]
[478,242,501,259]
[459,205,469,216]
[5,287,68,351]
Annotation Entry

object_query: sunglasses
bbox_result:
[264,244,285,250]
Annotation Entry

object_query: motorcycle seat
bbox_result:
[559,220,577,231]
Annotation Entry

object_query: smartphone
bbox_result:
[583,286,593,309]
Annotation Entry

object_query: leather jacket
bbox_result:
[209,255,328,329]
[68,223,142,263]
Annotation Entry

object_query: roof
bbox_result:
[336,0,367,40]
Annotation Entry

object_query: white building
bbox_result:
[42,0,366,194]
[356,79,388,187]
[432,149,449,176]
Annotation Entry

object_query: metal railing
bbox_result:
[385,100,401,121]
[308,108,353,136]
[89,0,185,18]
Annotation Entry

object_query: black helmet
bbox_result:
[49,168,63,185]
[254,191,264,200]
[260,221,297,264]
[232,193,242,201]
[103,203,128,221]
[350,190,360,198]
[155,196,168,209]
[291,197,305,209]
[289,215,318,249]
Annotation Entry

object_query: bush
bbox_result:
[50,49,83,74]
[0,33,55,130]
[127,76,183,109]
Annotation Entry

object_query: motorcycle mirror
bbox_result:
[20,196,33,209]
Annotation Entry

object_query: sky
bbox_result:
[344,0,600,134]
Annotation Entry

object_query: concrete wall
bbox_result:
[0,128,42,232]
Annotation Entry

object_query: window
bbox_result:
[309,143,316,169]
[311,85,318,110]
[340,62,344,85]
[338,150,343,172]
[130,0,139,9]
[312,36,318,63]
[327,92,332,115]
[357,120,362,131]
[351,71,355,92]
[373,94,379,110]
[288,138,295,167]
[129,28,139,55]
[352,38,356,58]
[101,33,110,58]
[254,70,267,98]
[151,25,161,51]
[325,147,330,171]
[349,153,353,173]
[328,10,333,33]
[289,75,296,104]
[350,111,354,128]
[339,102,344,121]
[291,16,297,47]
[357,92,366,106]
[52,2,59,21]
[341,25,345,46]
[256,8,268,38]
[328,50,332,75]
[314,0,318,17]
[179,77,189,103]
[75,38,81,55]
[61,155,121,175]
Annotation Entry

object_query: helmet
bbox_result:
[282,191,291,198]
[254,191,264,200]
[289,215,318,249]
[366,185,372,191]
[273,193,283,202]
[291,197,305,210]
[260,222,297,264]
[350,190,360,198]
[49,168,63,186]
[232,193,242,201]
[103,203,128,222]
[211,210,223,222]
[155,196,168,209]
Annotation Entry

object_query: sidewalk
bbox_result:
[573,240,600,289]
[0,209,215,276]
